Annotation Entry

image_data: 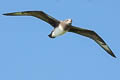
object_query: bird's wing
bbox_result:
[68,26,116,58]
[3,11,60,27]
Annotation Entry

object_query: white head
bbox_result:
[64,19,72,24]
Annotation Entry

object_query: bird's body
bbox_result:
[49,25,67,38]
[3,11,116,58]
[49,19,72,38]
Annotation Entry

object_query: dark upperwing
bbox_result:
[3,11,60,27]
[69,26,116,58]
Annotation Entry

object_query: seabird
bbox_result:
[3,11,116,58]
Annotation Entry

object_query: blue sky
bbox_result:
[0,0,120,80]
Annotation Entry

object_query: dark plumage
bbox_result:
[3,11,116,58]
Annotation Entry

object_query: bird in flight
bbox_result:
[3,11,116,58]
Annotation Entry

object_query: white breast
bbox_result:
[52,25,67,37]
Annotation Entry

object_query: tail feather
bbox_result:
[48,34,55,38]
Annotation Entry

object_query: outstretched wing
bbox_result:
[69,26,116,58]
[3,11,60,27]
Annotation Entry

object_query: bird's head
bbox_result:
[64,19,72,25]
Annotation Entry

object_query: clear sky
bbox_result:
[0,0,120,80]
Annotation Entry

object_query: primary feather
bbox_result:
[69,26,116,58]
[3,11,60,27]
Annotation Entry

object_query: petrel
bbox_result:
[3,11,116,58]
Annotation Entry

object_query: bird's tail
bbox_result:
[3,11,30,16]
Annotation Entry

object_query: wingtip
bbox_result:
[3,13,12,16]
[110,52,116,58]
[112,54,117,58]
[2,12,22,16]
[3,13,7,15]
